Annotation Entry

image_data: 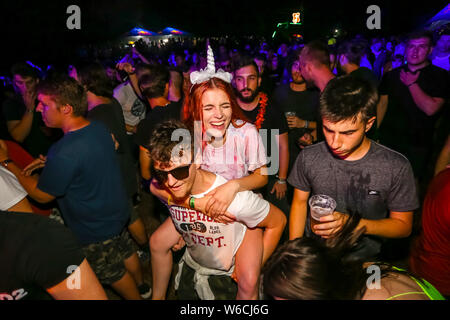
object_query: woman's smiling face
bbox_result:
[201,88,232,144]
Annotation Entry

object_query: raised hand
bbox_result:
[22,154,47,176]
[194,194,237,224]
[400,69,420,87]
[23,89,37,112]
[116,62,135,75]
[203,180,240,221]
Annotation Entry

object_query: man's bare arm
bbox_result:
[7,115,34,143]
[47,259,108,300]
[316,210,414,239]
[408,83,445,116]
[289,188,309,240]
[359,211,413,238]
[4,161,55,203]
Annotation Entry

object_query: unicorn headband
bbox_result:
[190,45,233,86]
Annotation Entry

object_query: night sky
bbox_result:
[0,0,447,71]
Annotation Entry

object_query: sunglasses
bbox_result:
[151,164,192,183]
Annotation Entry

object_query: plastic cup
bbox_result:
[308,195,336,231]
[285,111,296,118]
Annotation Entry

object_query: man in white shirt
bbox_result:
[0,141,33,213]
[113,77,147,135]
[148,120,286,300]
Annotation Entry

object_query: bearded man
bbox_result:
[272,48,321,167]
[232,55,290,240]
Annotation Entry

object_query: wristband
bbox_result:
[189,196,195,210]
[407,82,416,87]
[276,179,287,185]
[304,120,309,129]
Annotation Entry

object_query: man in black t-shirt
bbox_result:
[0,211,107,300]
[299,41,336,93]
[134,100,182,159]
[77,63,138,201]
[336,39,379,88]
[377,30,449,186]
[336,39,380,140]
[254,53,276,97]
[2,62,54,157]
[134,64,183,226]
[298,41,337,144]
[134,64,183,180]
[272,50,320,171]
[232,55,290,222]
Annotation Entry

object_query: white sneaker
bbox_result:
[138,283,152,299]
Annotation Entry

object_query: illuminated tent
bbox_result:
[125,26,191,38]
[425,3,450,30]
[161,27,189,36]
[121,26,192,47]
[128,27,158,36]
[122,27,158,47]
[158,27,191,36]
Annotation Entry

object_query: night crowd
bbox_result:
[0,27,449,300]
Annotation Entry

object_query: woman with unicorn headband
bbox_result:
[150,43,277,300]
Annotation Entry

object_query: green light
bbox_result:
[276,22,290,28]
[272,31,277,38]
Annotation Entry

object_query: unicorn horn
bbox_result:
[206,45,216,74]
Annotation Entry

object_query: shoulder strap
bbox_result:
[390,266,446,300]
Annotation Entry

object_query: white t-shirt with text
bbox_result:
[168,174,269,272]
